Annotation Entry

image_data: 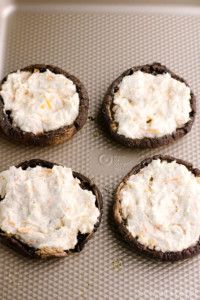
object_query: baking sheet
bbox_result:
[0,1,200,299]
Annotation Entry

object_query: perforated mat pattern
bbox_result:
[0,4,200,299]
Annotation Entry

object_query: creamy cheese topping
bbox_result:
[120,159,200,252]
[113,71,191,139]
[0,69,80,134]
[0,166,100,250]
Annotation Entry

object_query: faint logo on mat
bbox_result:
[90,149,140,175]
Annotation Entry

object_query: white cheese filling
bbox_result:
[0,165,100,250]
[0,69,80,134]
[113,71,191,139]
[120,159,200,252]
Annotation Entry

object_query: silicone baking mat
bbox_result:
[0,1,200,299]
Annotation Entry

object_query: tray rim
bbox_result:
[1,1,200,16]
[1,0,200,77]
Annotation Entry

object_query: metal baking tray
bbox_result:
[0,1,200,299]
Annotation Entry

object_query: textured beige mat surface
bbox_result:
[0,3,200,299]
